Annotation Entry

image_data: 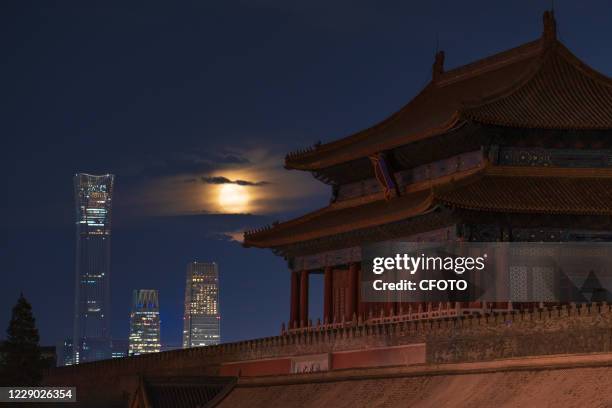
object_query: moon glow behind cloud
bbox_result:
[217,184,250,213]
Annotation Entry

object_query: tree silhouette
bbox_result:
[0,294,43,386]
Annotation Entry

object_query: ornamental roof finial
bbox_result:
[432,50,445,81]
[542,10,557,42]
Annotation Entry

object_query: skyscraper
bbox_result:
[182,262,220,348]
[57,338,74,367]
[110,339,129,359]
[73,173,114,363]
[128,290,161,356]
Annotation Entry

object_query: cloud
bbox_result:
[210,229,245,243]
[139,152,251,178]
[199,176,271,186]
[122,147,328,217]
[218,154,250,165]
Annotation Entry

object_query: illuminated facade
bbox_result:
[73,173,114,363]
[57,337,74,367]
[182,262,220,348]
[111,339,129,359]
[128,290,161,356]
[243,11,612,328]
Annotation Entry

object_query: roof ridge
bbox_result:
[459,44,550,109]
[461,40,612,129]
[246,163,487,244]
[554,42,612,89]
[244,192,436,247]
[485,165,612,178]
[436,39,543,87]
[285,38,545,169]
[284,11,612,171]
[285,82,437,166]
[244,204,337,241]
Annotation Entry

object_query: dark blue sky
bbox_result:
[2,1,612,348]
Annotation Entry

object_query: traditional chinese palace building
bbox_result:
[244,11,612,330]
[45,12,612,407]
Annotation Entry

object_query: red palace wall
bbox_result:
[220,358,292,377]
[219,343,426,377]
[44,303,612,407]
[332,344,425,370]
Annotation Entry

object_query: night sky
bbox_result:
[2,1,612,349]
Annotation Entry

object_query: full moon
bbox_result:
[218,184,250,213]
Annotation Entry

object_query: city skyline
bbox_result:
[68,173,224,363]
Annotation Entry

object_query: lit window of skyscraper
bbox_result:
[110,339,129,359]
[182,262,220,348]
[73,173,114,364]
[128,290,161,356]
[57,338,74,367]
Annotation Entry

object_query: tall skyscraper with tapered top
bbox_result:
[72,173,114,363]
[182,262,220,348]
[129,290,161,356]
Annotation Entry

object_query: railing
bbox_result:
[282,302,518,335]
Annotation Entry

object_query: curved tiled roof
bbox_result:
[435,168,612,216]
[285,13,612,171]
[463,44,612,129]
[244,166,612,248]
[131,377,236,408]
[244,190,434,248]
[285,41,538,170]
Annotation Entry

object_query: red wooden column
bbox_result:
[323,266,333,324]
[356,263,366,319]
[290,271,299,328]
[347,263,359,320]
[384,298,394,317]
[299,270,309,327]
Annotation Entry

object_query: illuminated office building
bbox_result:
[128,290,161,356]
[57,338,74,367]
[182,262,220,348]
[111,339,129,359]
[73,173,114,363]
